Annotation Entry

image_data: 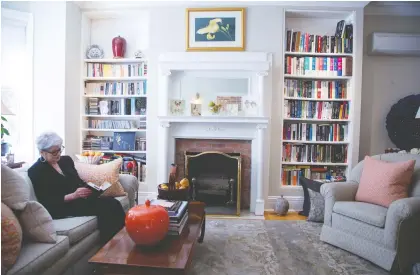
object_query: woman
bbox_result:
[28,132,125,242]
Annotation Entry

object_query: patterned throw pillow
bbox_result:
[299,177,324,217]
[355,156,415,207]
[19,201,57,243]
[1,203,23,269]
[307,189,325,222]
[75,158,126,197]
[1,165,29,210]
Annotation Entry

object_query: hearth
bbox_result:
[185,151,241,215]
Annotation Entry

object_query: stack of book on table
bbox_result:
[150,199,188,236]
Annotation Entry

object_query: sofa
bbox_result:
[320,153,420,274]
[5,165,138,275]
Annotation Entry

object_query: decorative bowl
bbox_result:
[75,153,104,164]
[125,200,169,246]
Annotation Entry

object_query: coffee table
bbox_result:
[89,201,206,275]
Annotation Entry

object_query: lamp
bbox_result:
[416,106,420,119]
[1,101,15,116]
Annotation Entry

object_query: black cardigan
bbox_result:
[28,156,86,218]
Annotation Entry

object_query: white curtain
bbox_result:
[1,12,34,162]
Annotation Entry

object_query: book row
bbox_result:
[285,56,352,77]
[281,165,346,186]
[283,123,348,142]
[85,119,146,130]
[284,100,349,120]
[85,81,147,96]
[86,63,147,77]
[286,22,353,53]
[101,155,147,183]
[282,144,348,163]
[284,79,349,99]
[87,98,147,116]
[83,134,146,152]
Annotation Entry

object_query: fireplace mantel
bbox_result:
[157,52,272,215]
[158,116,269,124]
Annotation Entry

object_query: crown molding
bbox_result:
[75,1,369,11]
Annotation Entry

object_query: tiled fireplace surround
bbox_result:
[175,139,252,209]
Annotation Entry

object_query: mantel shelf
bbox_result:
[158,116,269,124]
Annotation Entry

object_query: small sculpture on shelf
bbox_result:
[112,35,126,59]
[208,101,222,115]
[134,50,144,59]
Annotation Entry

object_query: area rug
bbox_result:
[189,219,389,275]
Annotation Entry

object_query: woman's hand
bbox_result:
[74,187,92,198]
[64,187,92,201]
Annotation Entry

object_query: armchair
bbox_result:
[320,153,420,274]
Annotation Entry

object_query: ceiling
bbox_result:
[75,1,370,11]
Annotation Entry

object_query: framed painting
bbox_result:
[186,7,245,51]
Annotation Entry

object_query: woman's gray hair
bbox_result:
[36,132,63,151]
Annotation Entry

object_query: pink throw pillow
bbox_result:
[355,156,415,207]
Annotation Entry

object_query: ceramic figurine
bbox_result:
[274,195,289,216]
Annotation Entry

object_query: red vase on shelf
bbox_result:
[112,35,126,59]
[125,200,169,246]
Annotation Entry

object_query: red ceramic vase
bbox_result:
[125,200,169,246]
[112,35,126,59]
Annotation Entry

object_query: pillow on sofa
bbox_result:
[307,189,325,222]
[1,165,29,210]
[19,201,57,243]
[355,156,415,207]
[1,202,23,268]
[299,177,324,216]
[75,158,126,197]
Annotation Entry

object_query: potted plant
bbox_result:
[1,116,10,156]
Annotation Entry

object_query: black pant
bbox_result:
[60,197,126,242]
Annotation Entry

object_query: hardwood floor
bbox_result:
[264,211,307,221]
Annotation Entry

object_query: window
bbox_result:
[1,8,34,162]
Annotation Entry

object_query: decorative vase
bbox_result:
[112,36,126,59]
[125,199,169,246]
[274,195,289,216]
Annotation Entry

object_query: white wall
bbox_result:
[360,15,420,159]
[65,2,82,158]
[1,1,67,160]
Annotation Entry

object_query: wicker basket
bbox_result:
[157,184,189,201]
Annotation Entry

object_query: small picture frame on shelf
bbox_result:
[243,97,258,116]
[170,99,185,116]
[190,103,202,116]
[113,132,136,151]
[226,104,239,116]
[217,96,242,114]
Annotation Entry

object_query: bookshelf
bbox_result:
[81,56,148,185]
[280,9,359,189]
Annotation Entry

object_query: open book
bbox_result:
[86,182,112,194]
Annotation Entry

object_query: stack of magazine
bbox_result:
[150,199,188,236]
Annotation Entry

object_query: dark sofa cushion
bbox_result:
[299,177,324,217]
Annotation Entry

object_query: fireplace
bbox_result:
[185,151,241,215]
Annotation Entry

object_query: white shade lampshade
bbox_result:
[1,101,15,115]
[416,106,420,119]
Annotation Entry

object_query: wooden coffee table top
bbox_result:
[89,201,206,275]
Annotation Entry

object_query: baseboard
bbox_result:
[137,191,157,204]
[266,196,304,212]
[136,193,304,213]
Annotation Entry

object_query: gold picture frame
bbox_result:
[186,7,246,52]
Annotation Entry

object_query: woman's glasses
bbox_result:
[47,145,65,156]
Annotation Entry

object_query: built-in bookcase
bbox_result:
[280,9,358,188]
[80,10,150,185]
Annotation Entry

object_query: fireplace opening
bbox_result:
[185,151,241,215]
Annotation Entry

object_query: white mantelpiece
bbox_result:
[157,52,272,215]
